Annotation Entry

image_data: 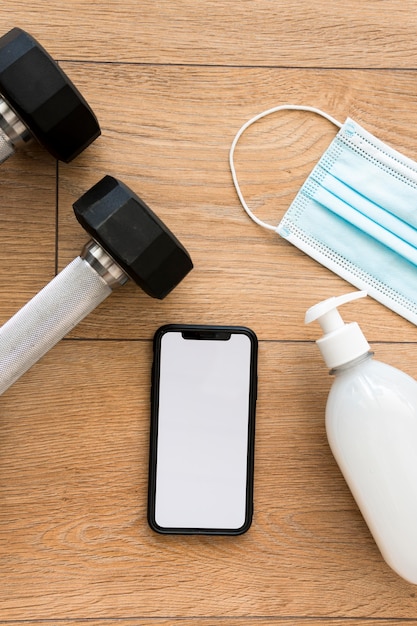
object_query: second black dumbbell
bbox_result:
[0,175,193,395]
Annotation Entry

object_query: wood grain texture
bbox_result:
[1,342,417,622]
[1,1,417,624]
[4,622,417,626]
[3,622,417,626]
[1,1,417,68]
[0,148,56,322]
[58,63,417,342]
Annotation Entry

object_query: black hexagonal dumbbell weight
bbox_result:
[0,176,193,395]
[0,27,100,164]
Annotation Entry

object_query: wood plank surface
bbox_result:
[1,1,417,68]
[58,63,417,342]
[1,1,417,624]
[2,341,417,622]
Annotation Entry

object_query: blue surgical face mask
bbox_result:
[229,105,417,325]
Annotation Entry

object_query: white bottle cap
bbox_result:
[305,291,371,369]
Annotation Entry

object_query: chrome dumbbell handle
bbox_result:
[0,242,127,395]
[0,128,13,163]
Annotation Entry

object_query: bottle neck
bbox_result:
[330,351,374,376]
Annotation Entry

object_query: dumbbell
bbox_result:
[0,176,193,395]
[0,27,100,164]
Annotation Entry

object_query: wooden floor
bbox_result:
[2,1,417,623]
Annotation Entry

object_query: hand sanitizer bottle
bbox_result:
[305,290,417,584]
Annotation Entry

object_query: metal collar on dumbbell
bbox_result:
[81,240,129,289]
[0,95,31,162]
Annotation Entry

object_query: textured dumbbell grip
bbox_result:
[0,127,14,163]
[0,256,112,395]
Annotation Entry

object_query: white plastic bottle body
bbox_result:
[326,355,417,584]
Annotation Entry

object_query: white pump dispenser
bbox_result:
[306,290,417,584]
[304,290,370,369]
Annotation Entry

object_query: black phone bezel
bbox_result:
[147,324,258,536]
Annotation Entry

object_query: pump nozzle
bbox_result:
[305,290,370,369]
[305,290,367,327]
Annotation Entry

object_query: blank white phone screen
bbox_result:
[155,331,252,530]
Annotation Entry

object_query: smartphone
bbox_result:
[148,324,258,535]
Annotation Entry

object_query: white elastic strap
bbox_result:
[229,104,343,231]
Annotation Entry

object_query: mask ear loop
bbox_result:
[229,104,343,231]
